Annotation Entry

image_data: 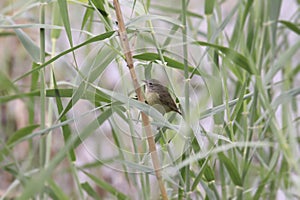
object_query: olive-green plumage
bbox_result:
[143,79,181,115]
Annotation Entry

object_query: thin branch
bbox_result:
[112,0,168,199]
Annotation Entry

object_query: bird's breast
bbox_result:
[145,92,161,105]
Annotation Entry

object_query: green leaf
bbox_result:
[52,71,76,161]
[81,182,101,200]
[177,142,273,173]
[252,170,272,200]
[272,87,300,109]
[218,152,242,187]
[0,88,111,104]
[193,41,256,74]
[46,179,69,200]
[265,40,300,84]
[30,62,40,91]
[278,20,300,35]
[200,92,253,120]
[81,4,94,31]
[204,75,224,124]
[18,109,113,199]
[7,124,40,146]
[191,158,209,190]
[57,0,73,47]
[0,31,15,37]
[241,0,254,26]
[14,31,115,82]
[13,28,40,62]
[230,78,248,121]
[51,2,63,39]
[133,52,203,76]
[83,171,130,200]
[58,81,87,121]
[205,0,215,15]
[90,0,109,17]
[73,108,114,148]
[269,0,282,45]
[0,71,18,93]
[58,46,117,119]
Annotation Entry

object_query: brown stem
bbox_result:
[112,1,168,199]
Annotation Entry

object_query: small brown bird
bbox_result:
[143,79,181,115]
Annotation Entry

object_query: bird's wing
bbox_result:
[158,88,180,112]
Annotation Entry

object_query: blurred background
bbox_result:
[0,0,299,199]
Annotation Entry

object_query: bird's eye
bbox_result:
[149,82,153,86]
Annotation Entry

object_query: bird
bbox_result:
[143,79,181,115]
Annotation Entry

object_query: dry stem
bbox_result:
[112,0,168,199]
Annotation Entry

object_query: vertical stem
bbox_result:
[39,0,46,167]
[112,1,168,199]
[180,0,191,199]
[39,1,47,199]
[182,0,189,120]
